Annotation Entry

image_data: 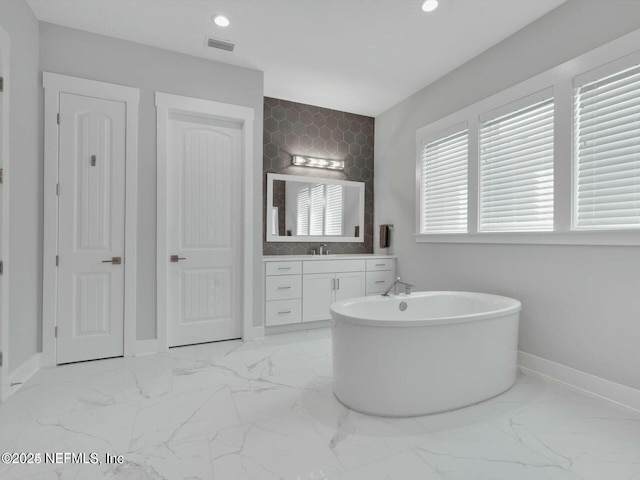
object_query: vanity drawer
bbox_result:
[266,299,302,326]
[266,261,302,276]
[303,259,365,274]
[366,258,395,271]
[366,270,396,294]
[265,274,302,301]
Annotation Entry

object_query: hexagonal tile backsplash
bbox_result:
[263,97,374,255]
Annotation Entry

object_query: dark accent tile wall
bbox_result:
[263,97,374,255]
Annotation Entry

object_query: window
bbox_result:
[479,97,554,232]
[574,63,640,230]
[309,183,324,235]
[415,35,640,245]
[325,184,344,235]
[420,127,468,233]
[297,183,344,236]
[296,187,309,235]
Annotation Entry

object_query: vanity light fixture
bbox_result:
[422,0,439,12]
[292,155,344,170]
[213,14,230,27]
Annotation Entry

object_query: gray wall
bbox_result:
[375,0,640,390]
[263,97,374,255]
[39,23,265,339]
[0,0,42,372]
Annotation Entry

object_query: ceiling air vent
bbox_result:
[206,36,235,52]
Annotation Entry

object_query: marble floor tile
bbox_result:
[231,370,329,424]
[240,339,332,380]
[209,410,344,480]
[130,384,241,451]
[6,465,81,480]
[0,328,639,480]
[325,450,439,480]
[100,435,215,480]
[1,402,138,479]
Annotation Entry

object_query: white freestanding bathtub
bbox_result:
[330,291,521,417]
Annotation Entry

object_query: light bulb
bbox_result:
[422,0,439,12]
[213,15,230,27]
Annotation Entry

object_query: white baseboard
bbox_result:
[135,339,158,356]
[518,351,640,413]
[244,325,265,341]
[265,319,330,335]
[9,353,41,395]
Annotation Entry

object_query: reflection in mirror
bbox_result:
[267,173,365,243]
[275,180,360,236]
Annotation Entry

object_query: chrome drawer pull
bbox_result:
[375,280,385,284]
[375,263,386,266]
[278,310,292,314]
[277,267,291,270]
[277,286,291,290]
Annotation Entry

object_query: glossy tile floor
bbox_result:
[1,328,639,479]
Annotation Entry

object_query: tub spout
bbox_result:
[382,277,415,296]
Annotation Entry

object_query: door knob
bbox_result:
[170,255,187,262]
[102,256,122,265]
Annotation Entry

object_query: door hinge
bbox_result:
[57,113,60,125]
[0,351,3,367]
[55,255,59,266]
[56,183,59,195]
[0,76,3,92]
[0,260,3,275]
[0,168,3,184]
[55,326,58,338]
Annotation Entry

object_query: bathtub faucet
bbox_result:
[382,277,414,296]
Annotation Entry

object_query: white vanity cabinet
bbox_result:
[302,260,366,322]
[264,255,395,328]
[264,261,302,326]
[365,258,396,295]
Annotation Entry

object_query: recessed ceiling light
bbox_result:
[213,14,230,27]
[422,0,439,12]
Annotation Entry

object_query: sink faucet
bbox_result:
[382,277,414,296]
[318,244,327,255]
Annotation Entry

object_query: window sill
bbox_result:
[414,230,640,246]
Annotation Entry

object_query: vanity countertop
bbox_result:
[263,254,396,262]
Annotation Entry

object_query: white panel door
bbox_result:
[302,273,335,322]
[167,114,242,347]
[57,93,126,364]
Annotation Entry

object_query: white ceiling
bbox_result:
[27,0,565,117]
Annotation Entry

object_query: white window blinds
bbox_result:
[479,97,554,232]
[296,183,344,236]
[574,63,640,230]
[420,129,468,233]
[309,183,324,236]
[296,186,309,235]
[325,184,344,236]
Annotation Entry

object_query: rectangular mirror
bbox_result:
[266,173,365,243]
